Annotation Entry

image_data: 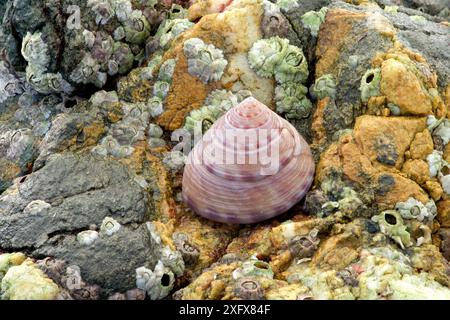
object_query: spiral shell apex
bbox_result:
[182,97,315,224]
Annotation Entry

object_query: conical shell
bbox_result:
[182,97,315,224]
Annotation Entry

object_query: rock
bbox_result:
[0,153,161,295]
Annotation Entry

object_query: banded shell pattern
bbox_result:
[182,97,315,224]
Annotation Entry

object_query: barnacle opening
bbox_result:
[161,273,171,287]
[385,213,397,225]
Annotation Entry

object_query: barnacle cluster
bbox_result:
[136,261,175,300]
[183,38,228,84]
[184,90,251,135]
[157,19,194,49]
[137,222,185,299]
[248,37,311,120]
[301,7,328,37]
[92,92,154,158]
[22,32,73,95]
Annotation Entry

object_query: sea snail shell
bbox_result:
[182,97,315,224]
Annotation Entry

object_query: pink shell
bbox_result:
[182,97,315,224]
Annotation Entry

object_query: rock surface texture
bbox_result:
[0,0,449,299]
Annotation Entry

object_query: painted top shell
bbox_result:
[182,97,315,224]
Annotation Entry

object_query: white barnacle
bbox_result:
[395,198,436,222]
[23,200,52,215]
[136,261,175,300]
[76,230,99,246]
[426,150,445,177]
[100,217,121,236]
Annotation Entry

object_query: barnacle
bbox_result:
[122,10,151,45]
[232,258,274,280]
[100,217,121,236]
[21,32,50,70]
[148,124,163,138]
[87,0,114,25]
[147,96,164,117]
[289,228,320,259]
[426,150,446,177]
[360,68,382,103]
[274,44,308,84]
[183,38,228,84]
[248,37,289,78]
[92,135,134,158]
[26,66,73,94]
[427,115,450,146]
[173,233,200,266]
[183,90,246,135]
[158,19,194,49]
[395,198,437,222]
[184,104,226,135]
[76,230,99,246]
[234,277,265,300]
[136,261,175,300]
[159,246,185,277]
[371,210,412,249]
[70,54,107,88]
[301,7,328,37]
[0,62,23,103]
[312,74,336,100]
[275,83,312,119]
[140,55,163,80]
[153,81,171,100]
[110,42,134,75]
[158,59,177,83]
[113,0,133,23]
[24,200,51,215]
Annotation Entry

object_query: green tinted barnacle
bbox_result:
[158,59,177,83]
[371,210,412,249]
[247,37,289,78]
[123,10,151,45]
[312,74,336,100]
[301,7,328,37]
[360,68,381,103]
[274,44,308,84]
[275,83,312,119]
